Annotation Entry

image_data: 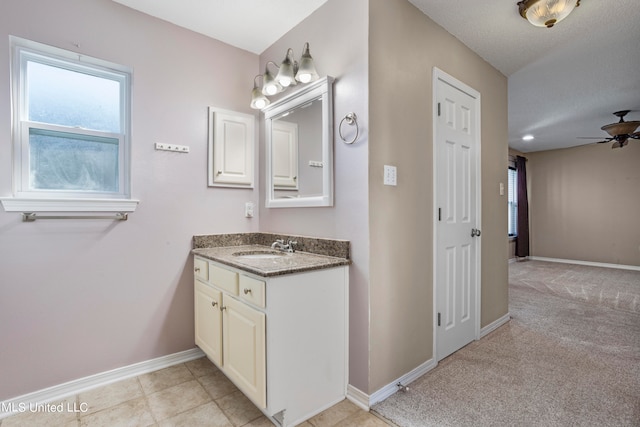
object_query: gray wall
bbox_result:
[528,142,640,266]
[0,0,258,400]
[368,0,509,392]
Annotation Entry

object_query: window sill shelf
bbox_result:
[0,198,139,213]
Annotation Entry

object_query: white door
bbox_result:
[434,69,481,361]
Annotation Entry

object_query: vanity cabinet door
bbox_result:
[223,295,266,409]
[194,280,222,366]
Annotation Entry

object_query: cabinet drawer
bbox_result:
[210,264,239,295]
[194,258,209,281]
[239,275,266,308]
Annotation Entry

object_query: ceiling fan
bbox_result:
[578,110,640,148]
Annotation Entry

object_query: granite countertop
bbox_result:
[192,244,350,277]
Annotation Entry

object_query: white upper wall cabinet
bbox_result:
[208,107,255,188]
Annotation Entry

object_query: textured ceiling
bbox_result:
[112,0,328,54]
[407,0,640,152]
[113,0,640,153]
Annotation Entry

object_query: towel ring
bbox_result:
[339,112,359,145]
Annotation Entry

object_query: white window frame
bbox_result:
[1,36,138,213]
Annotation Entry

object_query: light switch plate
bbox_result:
[384,165,397,186]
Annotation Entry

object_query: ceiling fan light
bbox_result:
[601,121,640,137]
[518,0,580,28]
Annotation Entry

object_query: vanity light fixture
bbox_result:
[517,0,580,28]
[250,42,320,109]
[276,49,298,88]
[262,62,283,96]
[295,42,320,83]
[250,75,271,110]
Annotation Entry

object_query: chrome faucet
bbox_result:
[271,239,285,250]
[271,239,297,253]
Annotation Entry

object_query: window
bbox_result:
[2,37,137,212]
[508,167,518,237]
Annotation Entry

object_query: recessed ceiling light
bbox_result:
[522,135,534,141]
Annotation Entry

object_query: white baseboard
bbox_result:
[0,348,205,419]
[346,384,370,411]
[369,358,436,406]
[529,256,640,272]
[480,312,511,338]
[350,314,511,410]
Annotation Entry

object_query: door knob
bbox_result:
[471,228,481,237]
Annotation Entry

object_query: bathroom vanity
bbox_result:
[191,233,349,427]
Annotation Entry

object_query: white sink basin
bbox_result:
[233,250,286,260]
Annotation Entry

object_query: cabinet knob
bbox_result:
[195,267,200,272]
[243,288,252,295]
[211,301,218,308]
[220,306,227,311]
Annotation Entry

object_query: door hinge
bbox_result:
[437,312,441,327]
[437,102,441,117]
[438,208,441,221]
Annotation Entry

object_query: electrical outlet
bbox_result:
[384,165,397,186]
[245,202,254,218]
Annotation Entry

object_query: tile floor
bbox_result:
[1,357,394,427]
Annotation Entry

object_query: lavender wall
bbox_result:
[0,0,259,400]
[258,0,370,392]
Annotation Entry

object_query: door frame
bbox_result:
[432,67,482,360]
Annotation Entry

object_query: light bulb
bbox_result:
[280,77,292,87]
[297,73,311,84]
[265,84,278,96]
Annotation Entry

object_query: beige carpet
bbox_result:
[373,260,640,427]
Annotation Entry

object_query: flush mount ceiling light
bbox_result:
[517,0,581,28]
[522,135,535,141]
[250,42,320,109]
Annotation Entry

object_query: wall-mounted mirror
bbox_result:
[263,76,334,208]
